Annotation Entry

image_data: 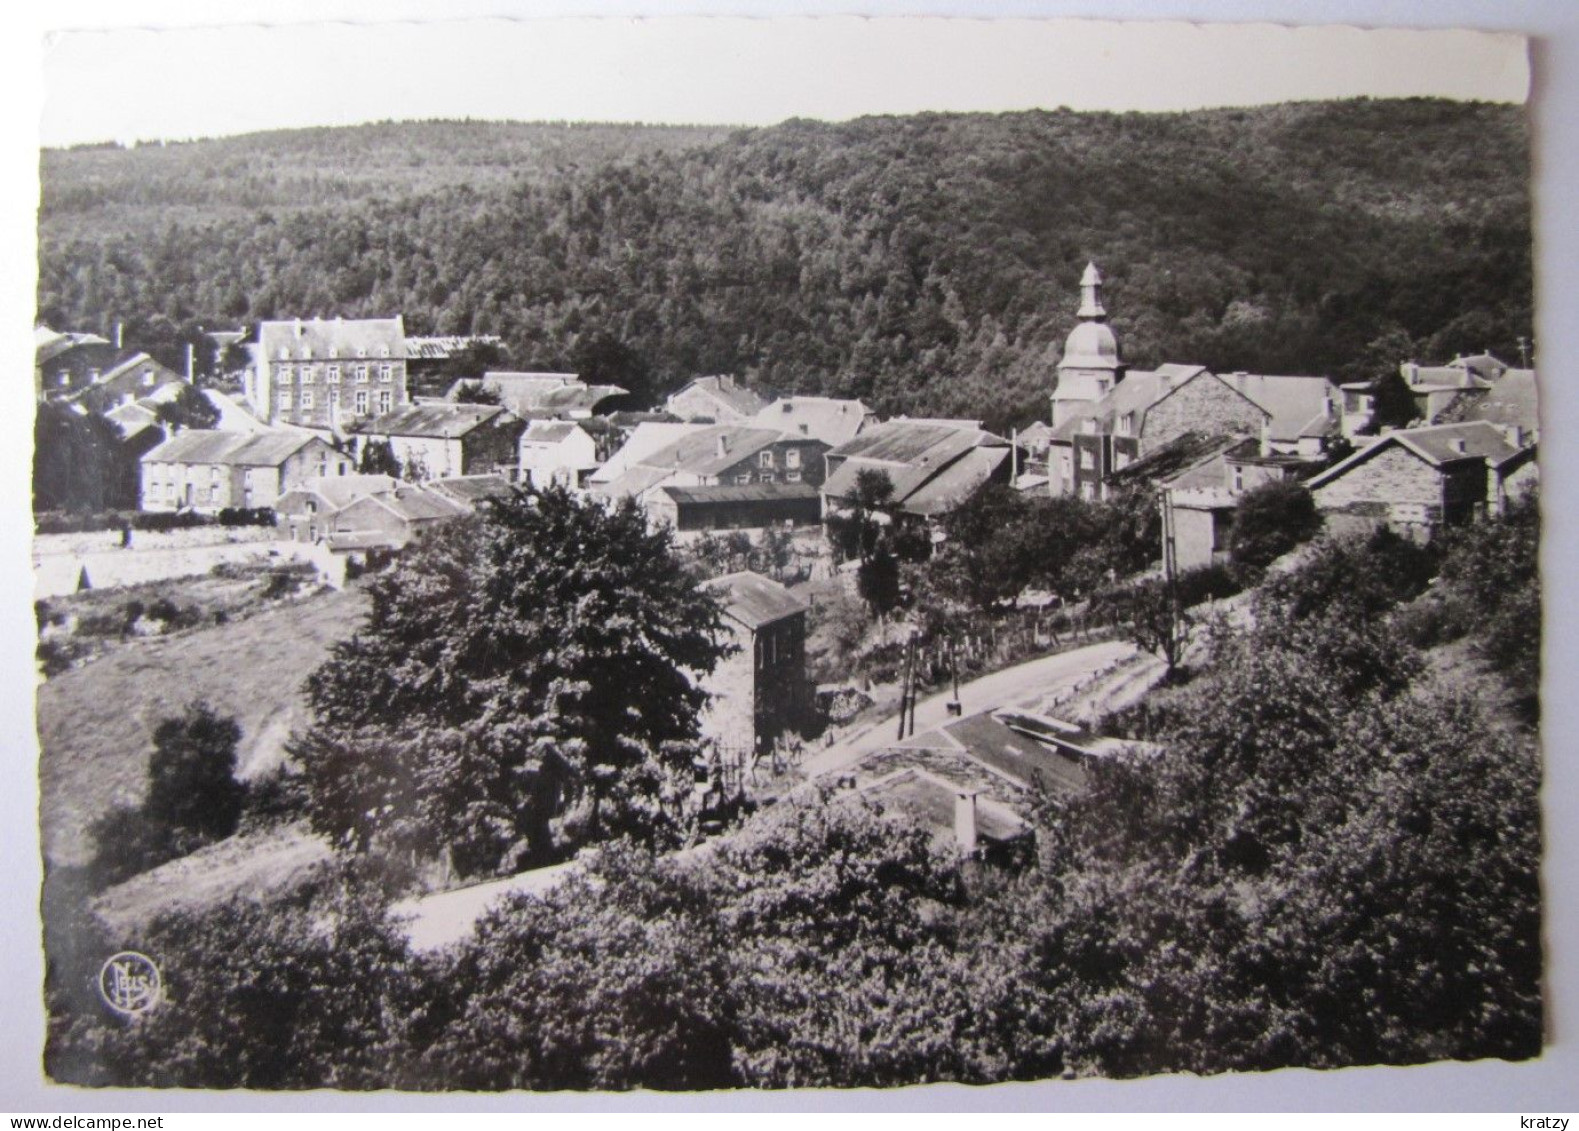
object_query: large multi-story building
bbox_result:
[245,316,409,430]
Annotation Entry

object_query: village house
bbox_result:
[425,474,515,509]
[276,472,491,552]
[698,571,811,758]
[140,430,350,512]
[66,351,187,412]
[748,396,875,448]
[664,374,769,423]
[1305,420,1536,540]
[246,316,410,430]
[518,420,600,489]
[352,403,526,480]
[403,334,506,393]
[35,326,118,399]
[821,418,1015,527]
[595,424,832,533]
[1431,365,1539,445]
[275,473,402,543]
[1158,436,1324,572]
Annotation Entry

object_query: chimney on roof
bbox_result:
[295,319,304,338]
[1259,416,1272,459]
[954,790,979,855]
[716,434,729,459]
[1451,437,1468,455]
[114,322,123,350]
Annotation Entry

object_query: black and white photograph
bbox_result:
[12,1,1577,1108]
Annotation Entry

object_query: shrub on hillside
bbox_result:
[1227,479,1323,572]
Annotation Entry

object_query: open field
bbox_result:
[37,585,369,867]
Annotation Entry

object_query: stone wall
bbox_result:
[1313,444,1442,512]
[1143,374,1267,449]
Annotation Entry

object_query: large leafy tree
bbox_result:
[1227,478,1323,572]
[295,486,731,875]
[153,381,221,432]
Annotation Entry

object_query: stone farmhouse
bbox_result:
[1305,420,1537,540]
[246,316,410,430]
[35,326,118,399]
[65,351,187,413]
[140,430,350,512]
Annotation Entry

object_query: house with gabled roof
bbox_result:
[596,423,830,513]
[518,420,600,489]
[698,571,811,756]
[664,375,769,423]
[1306,421,1535,539]
[140,430,350,512]
[1434,367,1539,446]
[352,402,525,480]
[66,351,187,413]
[35,326,117,399]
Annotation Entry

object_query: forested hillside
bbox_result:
[38,100,1532,430]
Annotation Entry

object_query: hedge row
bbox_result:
[35,508,277,535]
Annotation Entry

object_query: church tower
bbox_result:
[1050,262,1125,427]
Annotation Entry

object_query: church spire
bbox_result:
[1077,261,1107,320]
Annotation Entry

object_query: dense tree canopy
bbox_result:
[294,486,731,875]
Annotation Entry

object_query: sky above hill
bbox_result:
[39,13,1529,147]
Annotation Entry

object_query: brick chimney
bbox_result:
[716,433,729,460]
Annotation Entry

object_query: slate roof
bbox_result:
[1436,369,1539,436]
[106,401,160,439]
[636,424,784,478]
[425,475,516,506]
[1113,432,1243,488]
[703,570,808,630]
[257,316,406,362]
[822,420,1010,515]
[278,474,401,511]
[659,482,821,505]
[142,429,321,467]
[521,421,582,445]
[35,328,110,365]
[378,486,472,522]
[749,397,873,447]
[352,403,514,439]
[404,335,503,360]
[590,423,705,484]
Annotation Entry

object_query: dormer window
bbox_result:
[378,344,391,358]
[328,345,339,360]
[302,346,313,360]
[142,370,155,387]
[278,347,290,361]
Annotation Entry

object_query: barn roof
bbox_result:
[703,570,808,630]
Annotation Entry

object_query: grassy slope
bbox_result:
[36,585,369,867]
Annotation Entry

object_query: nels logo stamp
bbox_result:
[98,952,162,1017]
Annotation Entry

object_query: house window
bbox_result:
[759,450,775,469]
[786,469,802,483]
[278,391,292,410]
[141,369,155,387]
[329,388,341,407]
[278,366,292,384]
[1080,449,1095,470]
[301,390,314,410]
[378,390,392,413]
[378,344,391,358]
[735,473,751,485]
[761,471,776,483]
[327,365,340,384]
[355,390,369,414]
[379,365,393,383]
[327,345,339,360]
[356,365,369,382]
[301,366,315,385]
[1114,452,1131,470]
[1232,466,1245,492]
[785,449,801,469]
[278,347,290,360]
